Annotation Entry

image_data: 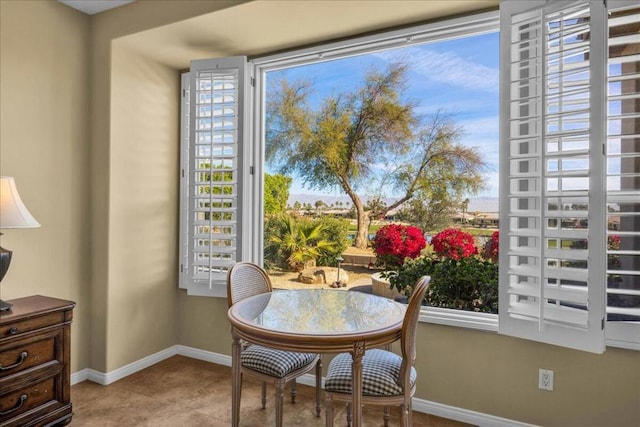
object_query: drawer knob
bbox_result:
[0,351,28,371]
[0,394,27,416]
[9,327,18,335]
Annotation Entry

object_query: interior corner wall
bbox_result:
[106,43,180,370]
[89,0,251,373]
[0,0,91,373]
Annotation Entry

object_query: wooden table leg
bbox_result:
[351,341,365,427]
[231,330,242,427]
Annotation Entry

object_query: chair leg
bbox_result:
[315,356,322,417]
[291,379,297,404]
[261,382,267,409]
[408,399,413,427]
[346,402,352,427]
[276,381,285,427]
[383,405,390,427]
[400,403,409,427]
[325,393,334,427]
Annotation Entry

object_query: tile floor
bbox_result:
[70,355,473,426]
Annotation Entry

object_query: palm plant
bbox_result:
[268,215,337,271]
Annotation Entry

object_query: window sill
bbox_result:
[420,307,640,350]
[419,306,498,332]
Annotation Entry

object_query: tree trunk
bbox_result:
[354,203,371,249]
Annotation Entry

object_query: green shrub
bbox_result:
[315,216,350,267]
[428,257,498,313]
[386,255,498,313]
[385,256,437,299]
[264,214,290,270]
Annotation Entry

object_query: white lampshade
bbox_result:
[0,176,40,229]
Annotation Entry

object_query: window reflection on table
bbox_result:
[238,290,405,334]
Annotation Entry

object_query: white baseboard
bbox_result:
[412,399,537,427]
[73,346,178,386]
[71,368,89,385]
[173,344,231,367]
[71,345,534,427]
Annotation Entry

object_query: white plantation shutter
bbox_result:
[180,57,248,297]
[605,2,640,348]
[499,0,607,352]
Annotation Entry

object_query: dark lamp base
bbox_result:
[0,299,12,312]
[1,245,14,311]
[0,246,12,282]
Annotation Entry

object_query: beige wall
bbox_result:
[2,1,638,425]
[107,44,181,368]
[416,325,639,427]
[0,0,91,372]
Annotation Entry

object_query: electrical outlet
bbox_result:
[539,368,554,391]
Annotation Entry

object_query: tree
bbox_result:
[365,197,388,221]
[266,62,486,248]
[264,173,292,215]
[397,192,455,233]
[462,198,470,223]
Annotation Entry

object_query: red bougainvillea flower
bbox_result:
[482,230,499,263]
[372,224,426,268]
[607,235,621,251]
[431,228,478,260]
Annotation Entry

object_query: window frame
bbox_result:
[251,11,503,334]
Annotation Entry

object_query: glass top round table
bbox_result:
[228,289,406,350]
[227,289,407,427]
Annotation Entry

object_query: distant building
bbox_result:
[473,212,499,228]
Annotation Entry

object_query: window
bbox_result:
[179,3,639,350]
[499,0,639,352]
[251,11,500,286]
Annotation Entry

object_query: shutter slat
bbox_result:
[546,248,588,260]
[544,266,588,282]
[508,301,589,327]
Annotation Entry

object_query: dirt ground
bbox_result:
[268,247,381,290]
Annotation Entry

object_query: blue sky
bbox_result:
[265,31,500,199]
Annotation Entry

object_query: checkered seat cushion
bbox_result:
[241,344,317,378]
[324,349,417,397]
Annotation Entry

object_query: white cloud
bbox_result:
[459,116,499,139]
[375,48,499,93]
[414,98,495,116]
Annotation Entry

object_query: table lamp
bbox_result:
[0,176,40,311]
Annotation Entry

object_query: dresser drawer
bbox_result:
[0,375,59,424]
[0,331,59,379]
[0,312,65,340]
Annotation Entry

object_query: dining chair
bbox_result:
[324,275,430,427]
[226,262,322,426]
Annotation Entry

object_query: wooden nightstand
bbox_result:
[0,295,75,427]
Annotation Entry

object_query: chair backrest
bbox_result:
[226,262,273,308]
[398,276,430,390]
